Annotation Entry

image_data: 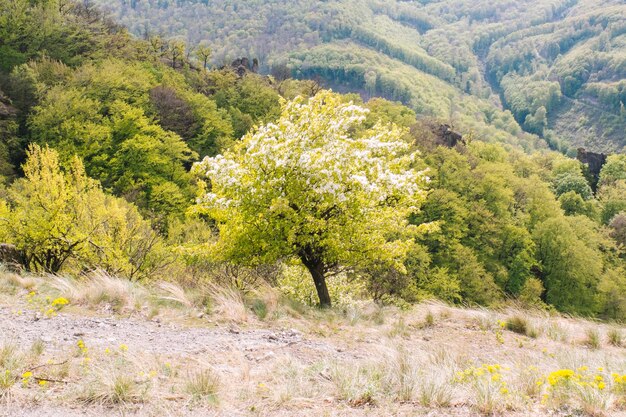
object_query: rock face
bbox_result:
[434,124,464,148]
[0,90,16,119]
[411,119,466,151]
[577,148,607,190]
[229,57,260,77]
[0,243,26,272]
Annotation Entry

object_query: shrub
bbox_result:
[0,145,170,279]
[505,315,528,335]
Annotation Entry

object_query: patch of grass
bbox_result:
[607,328,622,347]
[583,328,601,350]
[156,281,194,308]
[110,375,142,404]
[0,368,15,398]
[79,372,147,405]
[30,339,45,357]
[384,346,417,401]
[526,325,540,339]
[417,374,453,407]
[370,307,386,325]
[207,284,249,323]
[2,273,36,291]
[51,272,148,313]
[331,362,381,407]
[387,318,410,338]
[185,368,220,404]
[0,344,21,372]
[250,298,268,320]
[505,315,528,335]
[545,322,569,343]
[424,310,435,328]
[473,313,495,331]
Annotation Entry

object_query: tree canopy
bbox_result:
[195,91,430,306]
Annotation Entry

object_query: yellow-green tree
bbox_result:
[0,145,168,278]
[195,91,430,307]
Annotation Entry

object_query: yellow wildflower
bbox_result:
[51,297,69,308]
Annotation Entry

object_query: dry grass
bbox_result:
[608,328,623,347]
[0,270,625,416]
[157,281,194,309]
[206,283,249,323]
[78,370,148,406]
[49,271,149,313]
[185,368,220,404]
[584,327,602,350]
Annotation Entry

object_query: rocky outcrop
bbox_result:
[0,90,16,119]
[433,124,464,148]
[411,119,466,151]
[577,148,607,191]
[229,57,260,77]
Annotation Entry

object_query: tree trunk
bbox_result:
[301,258,331,308]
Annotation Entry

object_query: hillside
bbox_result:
[92,0,626,154]
[0,272,625,416]
[1,1,626,415]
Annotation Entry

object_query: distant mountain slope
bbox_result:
[94,0,626,153]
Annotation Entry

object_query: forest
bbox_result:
[0,0,625,321]
[91,0,626,155]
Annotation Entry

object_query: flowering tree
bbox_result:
[195,91,429,307]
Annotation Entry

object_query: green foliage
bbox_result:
[518,277,545,307]
[0,145,168,278]
[92,0,625,151]
[559,191,596,217]
[533,216,603,315]
[553,172,593,200]
[0,0,624,320]
[599,155,626,187]
[0,0,139,72]
[195,91,430,306]
[501,74,561,130]
[598,180,626,225]
[204,70,282,139]
[27,60,207,215]
[277,264,367,308]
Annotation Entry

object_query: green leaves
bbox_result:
[28,60,205,215]
[0,145,168,279]
[196,91,429,305]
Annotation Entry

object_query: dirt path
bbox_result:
[0,302,385,417]
[0,304,354,366]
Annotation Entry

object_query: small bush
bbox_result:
[505,315,528,335]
